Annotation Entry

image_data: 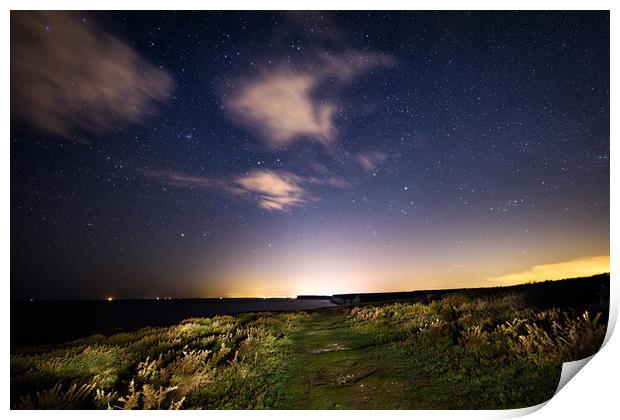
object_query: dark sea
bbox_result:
[10,298,336,346]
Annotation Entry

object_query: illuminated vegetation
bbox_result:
[11,276,608,409]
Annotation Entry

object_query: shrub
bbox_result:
[15,383,94,409]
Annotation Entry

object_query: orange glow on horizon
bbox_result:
[198,255,610,298]
[487,255,610,285]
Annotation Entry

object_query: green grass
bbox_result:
[11,282,608,409]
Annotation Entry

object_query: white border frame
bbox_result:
[3,2,617,419]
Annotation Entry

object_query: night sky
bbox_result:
[10,11,609,300]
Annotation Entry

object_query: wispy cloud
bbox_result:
[223,52,393,148]
[142,168,347,212]
[140,169,226,190]
[354,151,387,172]
[233,170,308,210]
[11,11,173,141]
[488,255,610,284]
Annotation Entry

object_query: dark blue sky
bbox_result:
[11,11,609,299]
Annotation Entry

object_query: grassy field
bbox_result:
[11,275,609,409]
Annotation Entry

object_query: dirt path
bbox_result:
[282,310,427,409]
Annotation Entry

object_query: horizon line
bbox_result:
[11,272,610,302]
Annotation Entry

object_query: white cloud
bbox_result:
[233,170,308,211]
[223,52,394,148]
[225,72,336,147]
[11,11,173,141]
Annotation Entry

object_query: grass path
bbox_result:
[280,309,434,409]
[274,308,563,409]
